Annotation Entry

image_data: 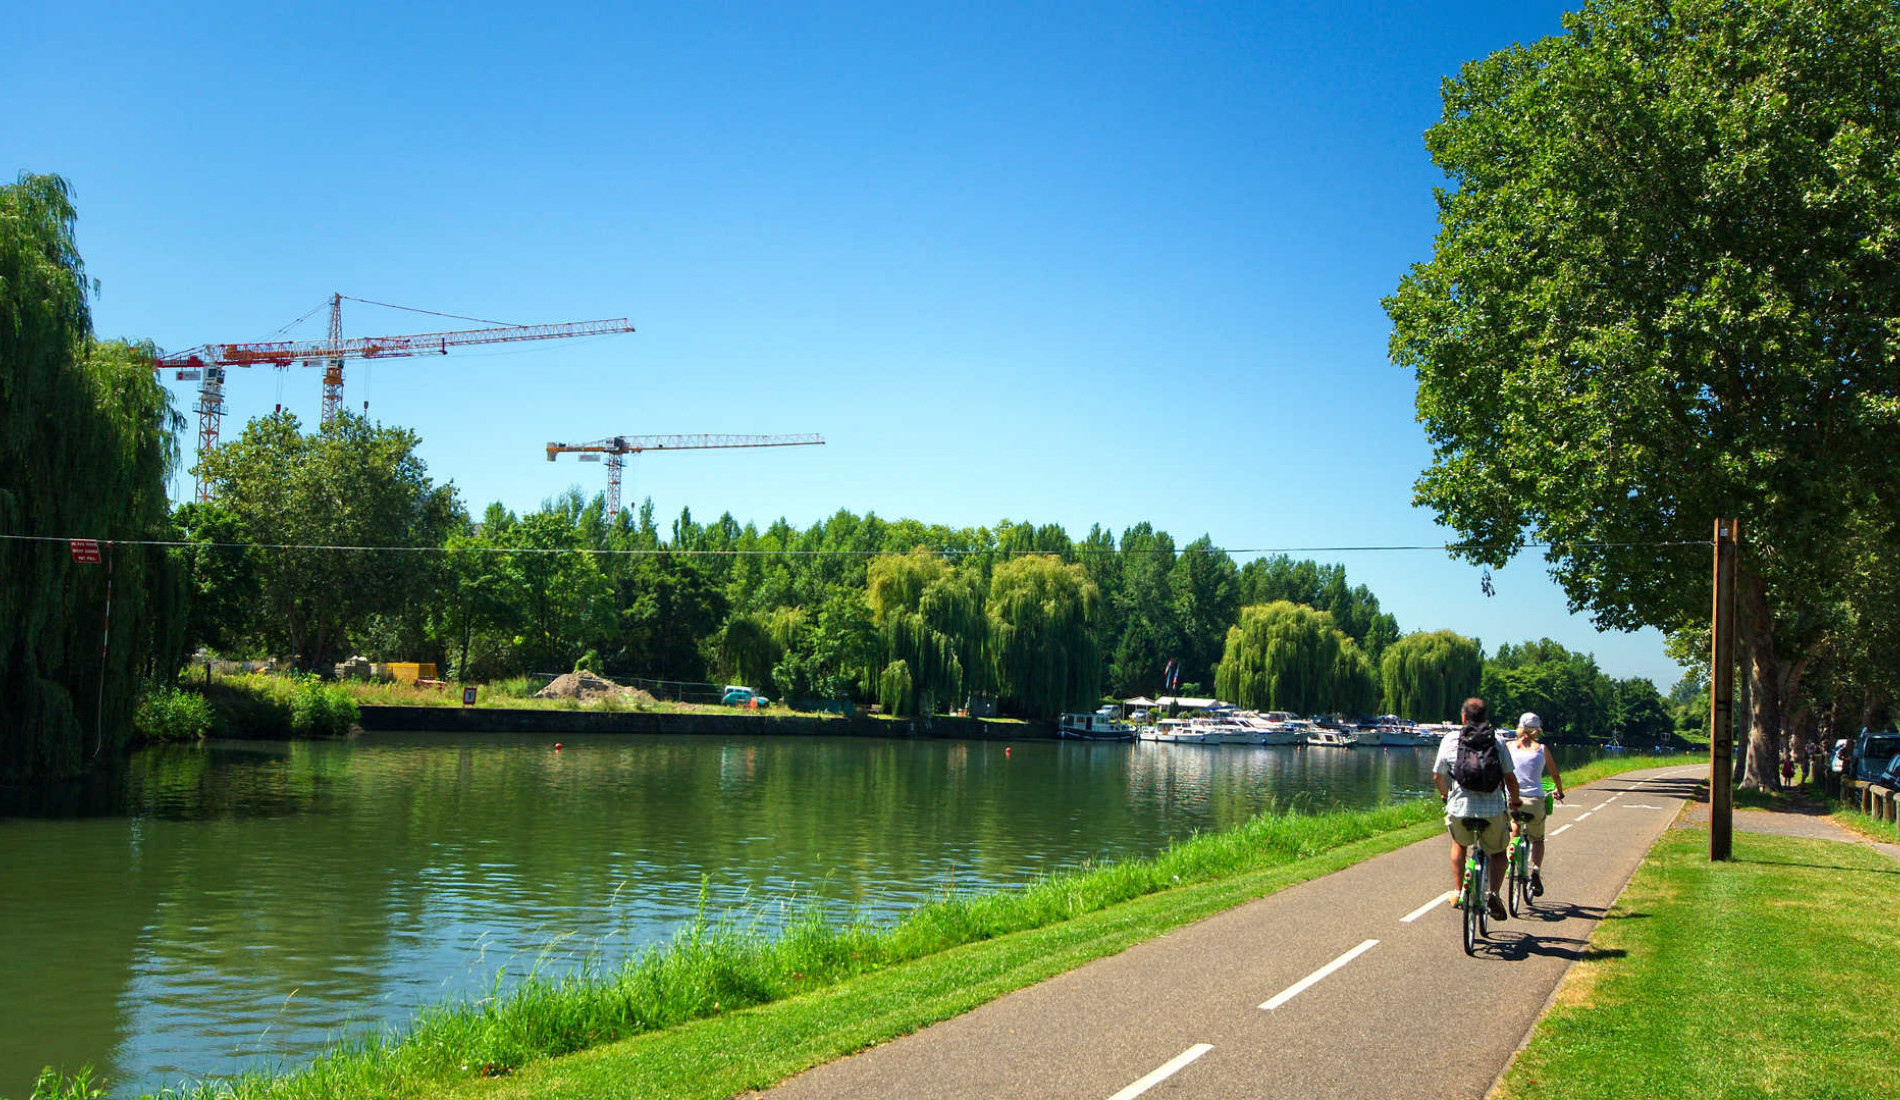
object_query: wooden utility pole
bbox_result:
[1710,518,1739,860]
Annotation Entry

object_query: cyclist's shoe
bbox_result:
[1531,869,1545,896]
[1487,893,1507,920]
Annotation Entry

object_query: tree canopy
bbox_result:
[1386,0,1900,785]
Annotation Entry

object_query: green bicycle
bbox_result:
[1457,816,1493,955]
[1505,808,1537,917]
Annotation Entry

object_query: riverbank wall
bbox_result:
[355,705,1052,741]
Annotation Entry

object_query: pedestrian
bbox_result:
[1781,753,1796,787]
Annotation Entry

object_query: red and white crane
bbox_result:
[157,294,636,500]
[545,433,825,520]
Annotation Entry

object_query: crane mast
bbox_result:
[157,297,636,501]
[545,433,826,520]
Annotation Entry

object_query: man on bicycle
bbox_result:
[1434,697,1523,920]
[1505,712,1565,896]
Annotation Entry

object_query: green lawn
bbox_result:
[1497,826,1900,1100]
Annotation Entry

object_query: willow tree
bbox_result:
[1379,630,1482,723]
[1386,0,1900,786]
[1,174,183,779]
[1214,601,1367,714]
[987,554,1101,718]
[865,547,985,716]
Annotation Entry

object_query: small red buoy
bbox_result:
[554,742,563,752]
[1005,746,1011,756]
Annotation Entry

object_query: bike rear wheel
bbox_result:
[1507,841,1527,917]
[1473,851,1489,940]
[1462,869,1479,956]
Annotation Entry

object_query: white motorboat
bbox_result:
[1306,728,1356,747]
[1143,718,1223,744]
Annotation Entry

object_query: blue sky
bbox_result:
[7,1,1689,688]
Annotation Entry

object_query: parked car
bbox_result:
[723,686,769,708]
[1853,730,1900,784]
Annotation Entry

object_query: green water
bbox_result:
[0,732,1615,1097]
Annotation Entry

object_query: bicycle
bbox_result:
[1457,816,1494,956]
[1505,809,1537,917]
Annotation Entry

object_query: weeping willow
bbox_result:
[1378,629,1483,722]
[713,613,780,690]
[986,554,1101,718]
[0,173,184,781]
[1214,601,1359,714]
[866,548,985,716]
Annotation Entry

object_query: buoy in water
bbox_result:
[554,742,563,752]
[1005,746,1011,756]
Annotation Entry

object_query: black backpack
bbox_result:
[1453,723,1505,793]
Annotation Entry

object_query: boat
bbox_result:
[1306,728,1356,747]
[1142,718,1222,744]
[1058,710,1138,741]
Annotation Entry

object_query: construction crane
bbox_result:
[157,294,636,501]
[546,433,826,520]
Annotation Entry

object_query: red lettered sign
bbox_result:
[462,686,478,706]
[70,539,102,565]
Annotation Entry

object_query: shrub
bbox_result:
[289,676,360,737]
[133,685,214,742]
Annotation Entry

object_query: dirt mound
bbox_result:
[533,672,658,705]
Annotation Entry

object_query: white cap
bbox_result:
[1518,712,1543,730]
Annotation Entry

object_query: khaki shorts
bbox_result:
[1514,796,1548,839]
[1447,810,1509,854]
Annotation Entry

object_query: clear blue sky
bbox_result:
[8,0,1689,688]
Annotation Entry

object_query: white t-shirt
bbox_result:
[1507,740,1547,794]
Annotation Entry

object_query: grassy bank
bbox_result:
[24,756,1680,1100]
[1496,825,1900,1100]
[132,675,357,743]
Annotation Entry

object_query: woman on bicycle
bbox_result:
[1506,713,1565,895]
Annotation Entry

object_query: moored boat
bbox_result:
[1058,710,1138,741]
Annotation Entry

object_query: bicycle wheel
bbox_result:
[1474,851,1489,939]
[1462,866,1478,956]
[1507,841,1526,917]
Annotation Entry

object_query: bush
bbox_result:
[133,685,214,743]
[289,676,359,737]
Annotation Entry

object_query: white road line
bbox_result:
[1622,804,1664,809]
[1577,812,1593,820]
[1260,939,1379,1011]
[1550,823,1573,836]
[1400,892,1454,923]
[1107,1043,1214,1100]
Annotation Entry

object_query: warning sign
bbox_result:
[462,686,478,706]
[70,539,102,565]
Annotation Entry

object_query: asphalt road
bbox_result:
[749,763,1708,1100]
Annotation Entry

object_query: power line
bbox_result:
[0,532,1714,557]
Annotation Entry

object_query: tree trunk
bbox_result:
[1736,569,1782,791]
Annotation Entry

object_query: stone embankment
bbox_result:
[356,705,1047,741]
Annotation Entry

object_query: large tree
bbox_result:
[1386,0,1900,786]
[987,554,1102,717]
[1214,601,1375,716]
[865,548,985,716]
[1379,630,1483,723]
[195,410,460,670]
[1,174,184,778]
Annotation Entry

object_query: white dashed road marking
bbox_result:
[1400,892,1455,923]
[1106,1044,1214,1100]
[1260,939,1380,1011]
[1549,823,1573,836]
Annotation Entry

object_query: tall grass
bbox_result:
[132,685,215,743]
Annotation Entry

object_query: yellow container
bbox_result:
[384,662,436,684]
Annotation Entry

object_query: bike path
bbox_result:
[747,764,1707,1100]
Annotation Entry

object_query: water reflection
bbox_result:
[0,733,1612,1097]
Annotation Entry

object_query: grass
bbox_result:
[1496,825,1900,1100]
[22,756,1683,1100]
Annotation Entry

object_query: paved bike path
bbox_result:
[748,764,1707,1100]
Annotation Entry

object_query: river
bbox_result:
[0,732,1612,1098]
